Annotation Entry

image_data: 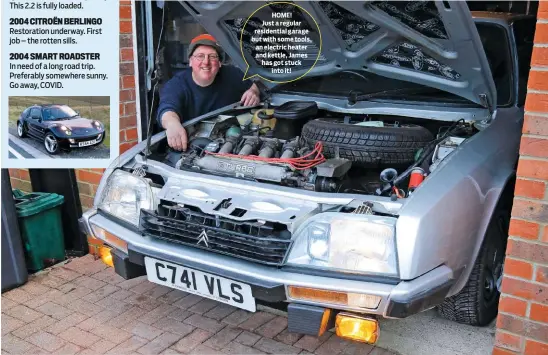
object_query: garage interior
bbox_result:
[140,0,539,136]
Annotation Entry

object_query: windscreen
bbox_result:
[43,106,78,120]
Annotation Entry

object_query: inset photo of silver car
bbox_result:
[8,96,110,159]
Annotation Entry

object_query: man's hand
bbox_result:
[240,83,261,107]
[166,122,188,151]
[161,112,188,151]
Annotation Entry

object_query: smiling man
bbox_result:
[157,34,261,151]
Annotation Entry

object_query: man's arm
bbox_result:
[160,111,181,129]
[161,111,188,151]
[240,82,261,107]
[156,74,189,151]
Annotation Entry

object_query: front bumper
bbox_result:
[80,209,454,319]
[57,132,104,148]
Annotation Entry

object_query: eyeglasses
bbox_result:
[191,53,220,62]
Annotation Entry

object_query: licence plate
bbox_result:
[79,139,97,147]
[144,257,256,312]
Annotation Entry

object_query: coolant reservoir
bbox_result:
[252,109,276,131]
[236,113,253,127]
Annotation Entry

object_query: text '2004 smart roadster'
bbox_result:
[16,104,106,155]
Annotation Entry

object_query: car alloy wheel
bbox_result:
[17,122,25,137]
[44,133,59,154]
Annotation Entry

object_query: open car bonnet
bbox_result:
[179,1,496,111]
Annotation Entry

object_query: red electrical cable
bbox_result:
[393,186,404,199]
[205,141,326,170]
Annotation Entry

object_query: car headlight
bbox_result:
[93,120,103,129]
[287,214,398,277]
[97,169,154,226]
[59,125,72,135]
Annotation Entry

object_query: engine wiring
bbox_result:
[393,186,405,199]
[204,141,327,170]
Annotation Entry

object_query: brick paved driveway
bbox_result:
[1,255,397,355]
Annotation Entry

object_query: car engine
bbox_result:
[162,101,477,199]
[169,128,349,193]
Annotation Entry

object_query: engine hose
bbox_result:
[280,147,295,159]
[241,126,271,135]
[219,136,239,154]
[258,145,275,158]
[281,139,298,159]
[239,139,259,156]
[219,141,234,154]
[259,139,280,158]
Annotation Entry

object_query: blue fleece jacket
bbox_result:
[156,65,253,127]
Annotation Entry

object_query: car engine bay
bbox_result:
[157,100,479,199]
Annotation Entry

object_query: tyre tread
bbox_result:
[301,119,433,165]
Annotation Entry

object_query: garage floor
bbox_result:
[1,255,495,355]
[377,308,496,355]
